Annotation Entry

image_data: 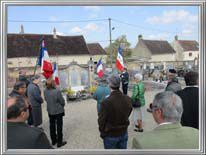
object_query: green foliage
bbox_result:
[105,35,132,64]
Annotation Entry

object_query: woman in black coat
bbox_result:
[44,79,67,148]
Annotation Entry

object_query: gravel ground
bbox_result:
[41,88,164,150]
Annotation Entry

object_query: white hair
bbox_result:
[152,91,183,122]
[134,73,143,81]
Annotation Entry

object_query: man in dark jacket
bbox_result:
[147,69,182,113]
[176,71,199,129]
[7,96,52,149]
[165,69,182,92]
[98,74,132,149]
[120,68,129,95]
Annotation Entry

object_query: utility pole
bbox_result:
[108,18,113,70]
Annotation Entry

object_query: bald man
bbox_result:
[7,96,52,149]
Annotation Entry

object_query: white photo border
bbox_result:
[1,0,205,154]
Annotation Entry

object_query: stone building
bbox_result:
[87,43,107,64]
[171,35,199,69]
[131,35,176,70]
[7,27,107,89]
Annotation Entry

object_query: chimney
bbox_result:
[138,34,143,41]
[53,27,57,39]
[20,25,24,34]
[175,35,178,41]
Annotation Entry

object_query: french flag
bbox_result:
[116,46,124,71]
[53,63,60,85]
[97,58,104,78]
[38,39,53,79]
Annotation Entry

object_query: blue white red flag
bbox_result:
[116,46,124,71]
[97,58,104,78]
[38,39,53,79]
[53,63,60,85]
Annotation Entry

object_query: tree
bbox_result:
[105,35,132,66]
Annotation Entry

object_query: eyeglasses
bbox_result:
[149,103,159,111]
[20,86,26,89]
[20,105,31,112]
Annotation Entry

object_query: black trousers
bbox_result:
[122,83,128,95]
[48,113,64,144]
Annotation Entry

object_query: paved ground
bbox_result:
[41,87,164,149]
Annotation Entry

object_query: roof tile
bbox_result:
[87,43,107,55]
[141,39,176,54]
[178,40,199,51]
[7,33,90,58]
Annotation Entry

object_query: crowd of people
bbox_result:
[94,68,199,149]
[7,68,199,150]
[7,71,67,149]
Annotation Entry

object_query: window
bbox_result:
[189,53,192,56]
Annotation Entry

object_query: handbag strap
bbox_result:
[135,84,139,99]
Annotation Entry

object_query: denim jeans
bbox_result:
[97,104,101,114]
[103,132,128,149]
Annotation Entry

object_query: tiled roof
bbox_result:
[178,40,199,51]
[141,39,176,54]
[7,33,90,58]
[87,43,107,55]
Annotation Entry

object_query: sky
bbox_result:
[8,6,199,48]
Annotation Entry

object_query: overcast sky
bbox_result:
[8,6,199,48]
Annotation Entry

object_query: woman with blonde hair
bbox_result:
[131,73,145,132]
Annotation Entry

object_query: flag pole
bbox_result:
[33,54,39,76]
[108,18,113,71]
[33,37,43,76]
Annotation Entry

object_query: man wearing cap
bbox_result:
[7,96,52,149]
[120,68,129,95]
[165,69,182,92]
[98,74,132,149]
[27,75,44,128]
[147,69,182,113]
